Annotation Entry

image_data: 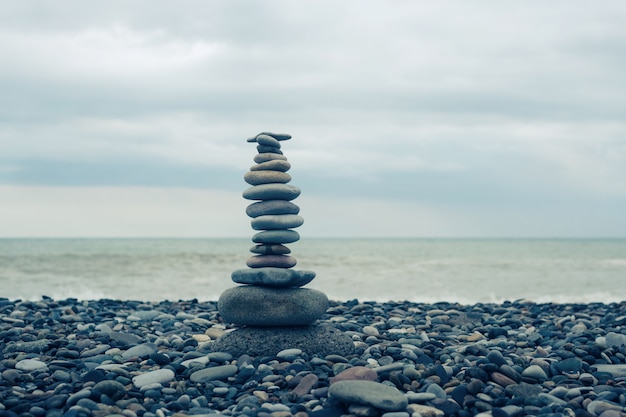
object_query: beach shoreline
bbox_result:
[1,297,626,416]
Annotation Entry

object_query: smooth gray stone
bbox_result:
[218,285,328,326]
[256,134,281,148]
[211,324,354,357]
[250,244,291,255]
[252,230,300,244]
[189,364,238,383]
[132,369,175,389]
[251,214,304,230]
[243,184,300,201]
[247,132,292,142]
[246,200,300,218]
[244,171,291,186]
[246,255,297,268]
[15,359,47,371]
[257,145,283,154]
[261,132,291,141]
[232,268,315,287]
[329,380,409,411]
[522,364,548,381]
[254,153,288,163]
[606,332,626,347]
[250,160,291,172]
[122,343,157,360]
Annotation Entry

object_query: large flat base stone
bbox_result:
[211,324,355,357]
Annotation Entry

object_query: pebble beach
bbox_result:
[2,297,626,417]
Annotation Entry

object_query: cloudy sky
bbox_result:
[1,1,625,238]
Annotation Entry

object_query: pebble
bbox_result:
[246,255,297,269]
[251,214,304,230]
[250,160,291,172]
[218,286,328,326]
[329,380,409,411]
[330,366,378,383]
[122,342,157,360]
[250,244,292,255]
[15,358,48,371]
[252,230,300,244]
[132,369,175,388]
[190,364,238,383]
[244,171,291,186]
[231,267,315,287]
[255,134,282,147]
[253,153,288,163]
[246,200,300,218]
[243,184,301,201]
[521,364,548,381]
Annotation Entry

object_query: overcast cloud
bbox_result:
[1,1,625,237]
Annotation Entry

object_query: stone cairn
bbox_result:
[218,132,328,327]
[214,132,354,357]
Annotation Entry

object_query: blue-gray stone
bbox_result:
[254,153,288,163]
[243,184,301,201]
[92,380,127,401]
[247,132,291,142]
[261,132,291,140]
[246,200,300,218]
[606,332,626,347]
[190,364,238,383]
[252,230,300,244]
[256,145,282,154]
[250,244,291,255]
[122,343,157,360]
[15,359,47,371]
[251,214,304,230]
[218,285,328,326]
[244,171,291,186]
[250,160,291,172]
[256,134,281,147]
[329,380,409,411]
[231,268,315,287]
[132,369,175,389]
[522,365,548,381]
[246,255,297,268]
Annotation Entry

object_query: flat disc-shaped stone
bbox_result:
[243,184,301,201]
[218,286,328,326]
[244,171,291,186]
[254,153,287,163]
[231,268,315,287]
[246,200,300,218]
[250,244,291,255]
[250,160,291,172]
[247,132,292,142]
[252,230,300,244]
[246,254,297,268]
[256,145,282,154]
[256,134,281,148]
[329,380,409,411]
[251,214,304,230]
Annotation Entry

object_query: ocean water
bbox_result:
[1,238,625,304]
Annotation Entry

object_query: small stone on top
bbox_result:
[246,132,292,142]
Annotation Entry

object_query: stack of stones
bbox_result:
[218,132,328,328]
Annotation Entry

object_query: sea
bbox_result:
[1,238,625,305]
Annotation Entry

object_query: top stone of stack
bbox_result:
[247,132,292,142]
